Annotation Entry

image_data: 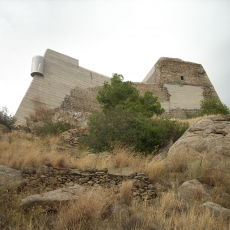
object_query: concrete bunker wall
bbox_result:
[15,51,220,123]
[15,49,110,124]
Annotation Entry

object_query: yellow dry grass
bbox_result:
[1,128,230,229]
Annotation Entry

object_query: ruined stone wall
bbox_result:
[15,51,220,122]
[143,57,219,100]
[22,166,157,202]
[60,86,101,113]
[141,57,220,118]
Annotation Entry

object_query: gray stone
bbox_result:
[178,179,210,201]
[168,116,230,175]
[0,165,22,188]
[108,167,135,177]
[19,184,85,211]
[201,202,230,219]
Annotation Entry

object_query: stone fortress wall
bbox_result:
[15,50,220,123]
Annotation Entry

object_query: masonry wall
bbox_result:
[15,49,110,124]
[141,57,220,117]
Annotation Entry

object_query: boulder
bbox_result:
[168,115,230,175]
[108,167,135,177]
[201,201,230,219]
[0,165,22,189]
[19,184,85,211]
[178,179,210,201]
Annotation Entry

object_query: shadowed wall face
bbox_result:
[15,49,110,124]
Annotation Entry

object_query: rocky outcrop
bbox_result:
[178,179,210,201]
[168,115,230,175]
[0,165,22,189]
[52,110,90,127]
[201,202,230,219]
[19,184,85,212]
[59,127,88,148]
[25,108,90,134]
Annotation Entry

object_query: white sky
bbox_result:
[0,0,230,114]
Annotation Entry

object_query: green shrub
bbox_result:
[197,98,230,116]
[34,121,71,137]
[0,107,16,129]
[81,107,188,154]
[97,74,164,117]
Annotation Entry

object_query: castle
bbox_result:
[15,49,219,124]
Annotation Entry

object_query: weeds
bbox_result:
[1,129,230,229]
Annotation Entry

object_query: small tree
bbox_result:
[199,98,230,115]
[97,74,164,117]
[81,107,188,154]
[0,107,16,129]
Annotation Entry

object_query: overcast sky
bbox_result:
[0,0,230,114]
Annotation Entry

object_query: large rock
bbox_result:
[178,179,210,201]
[108,167,135,177]
[201,201,230,219]
[168,115,230,175]
[19,184,85,211]
[0,165,22,189]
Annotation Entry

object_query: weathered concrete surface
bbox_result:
[15,53,220,122]
[15,49,110,124]
[0,165,22,189]
[142,57,219,117]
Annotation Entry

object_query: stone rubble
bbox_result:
[21,166,157,202]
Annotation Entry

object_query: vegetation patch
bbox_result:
[0,107,16,130]
[81,74,188,154]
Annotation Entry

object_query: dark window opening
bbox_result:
[181,76,184,80]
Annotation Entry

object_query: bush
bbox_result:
[25,107,54,123]
[0,107,16,129]
[97,74,164,117]
[198,98,230,116]
[81,107,188,154]
[34,121,71,137]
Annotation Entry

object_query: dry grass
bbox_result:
[0,131,75,170]
[57,190,107,229]
[1,129,230,229]
[112,145,144,169]
[177,114,220,126]
[119,180,133,205]
[143,159,167,182]
[127,189,229,230]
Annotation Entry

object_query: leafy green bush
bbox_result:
[0,107,16,129]
[195,99,230,116]
[81,107,188,154]
[201,98,229,115]
[97,74,164,117]
[34,121,71,137]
